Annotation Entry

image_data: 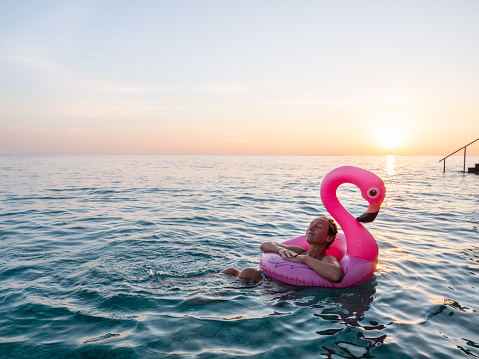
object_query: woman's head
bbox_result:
[306,216,338,249]
[318,215,338,237]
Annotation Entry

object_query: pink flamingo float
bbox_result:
[259,166,386,288]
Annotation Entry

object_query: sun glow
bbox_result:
[373,120,408,151]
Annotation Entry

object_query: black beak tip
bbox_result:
[356,211,379,223]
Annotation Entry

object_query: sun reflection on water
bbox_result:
[385,155,395,176]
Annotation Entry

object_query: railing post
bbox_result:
[439,137,479,173]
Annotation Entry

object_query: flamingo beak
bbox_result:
[356,202,381,223]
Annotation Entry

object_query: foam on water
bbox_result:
[1,155,478,358]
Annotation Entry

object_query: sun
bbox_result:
[373,120,408,151]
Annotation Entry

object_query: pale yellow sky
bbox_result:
[1,1,478,156]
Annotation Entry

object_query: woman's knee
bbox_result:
[221,267,241,276]
[239,267,263,280]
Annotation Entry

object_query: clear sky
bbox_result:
[1,0,478,156]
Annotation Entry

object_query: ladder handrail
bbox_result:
[439,137,479,163]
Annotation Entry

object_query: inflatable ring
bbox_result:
[259,166,386,288]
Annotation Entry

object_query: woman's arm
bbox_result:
[284,255,344,283]
[260,241,307,257]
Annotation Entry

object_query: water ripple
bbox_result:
[1,155,479,358]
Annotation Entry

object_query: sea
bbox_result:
[0,155,478,359]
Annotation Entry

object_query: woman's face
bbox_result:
[306,218,332,245]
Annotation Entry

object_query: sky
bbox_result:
[0,0,478,156]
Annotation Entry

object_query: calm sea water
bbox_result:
[1,155,478,359]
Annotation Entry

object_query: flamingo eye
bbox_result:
[367,187,380,199]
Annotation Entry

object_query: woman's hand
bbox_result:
[278,248,298,258]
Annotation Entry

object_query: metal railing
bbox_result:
[439,137,479,173]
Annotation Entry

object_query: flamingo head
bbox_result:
[354,169,386,223]
[320,166,386,224]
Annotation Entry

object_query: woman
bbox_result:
[221,216,344,283]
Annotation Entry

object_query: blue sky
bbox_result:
[1,0,478,155]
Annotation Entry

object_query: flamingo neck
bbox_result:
[321,182,378,261]
[322,182,357,230]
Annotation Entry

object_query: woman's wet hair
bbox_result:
[318,215,338,237]
[318,215,338,249]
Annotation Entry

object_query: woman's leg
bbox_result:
[221,267,263,280]
[239,267,263,280]
[221,267,241,276]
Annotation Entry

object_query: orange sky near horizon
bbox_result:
[1,1,478,157]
